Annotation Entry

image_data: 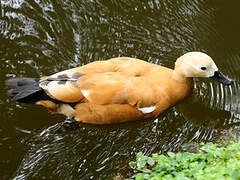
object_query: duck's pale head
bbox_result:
[174,52,233,85]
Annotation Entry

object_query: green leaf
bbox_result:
[129,161,136,168]
[167,152,175,158]
[135,173,144,180]
[147,157,155,166]
[231,170,240,180]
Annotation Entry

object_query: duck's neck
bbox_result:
[172,57,193,84]
[172,70,193,84]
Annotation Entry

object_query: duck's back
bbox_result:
[67,57,163,77]
[41,57,175,106]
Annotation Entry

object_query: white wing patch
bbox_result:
[47,81,65,88]
[81,90,90,99]
[138,106,156,114]
[50,70,70,78]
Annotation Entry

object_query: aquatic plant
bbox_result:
[129,141,240,180]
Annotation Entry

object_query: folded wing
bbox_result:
[40,70,160,109]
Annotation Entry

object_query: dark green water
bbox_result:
[0,0,240,179]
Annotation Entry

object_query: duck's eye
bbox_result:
[200,67,207,71]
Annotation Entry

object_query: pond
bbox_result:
[0,0,240,179]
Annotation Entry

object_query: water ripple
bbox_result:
[1,0,240,179]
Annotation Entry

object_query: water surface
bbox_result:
[0,0,240,179]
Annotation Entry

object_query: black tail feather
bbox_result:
[5,78,39,88]
[5,77,43,104]
[6,77,78,107]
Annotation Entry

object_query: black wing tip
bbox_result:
[5,78,40,88]
[5,77,41,102]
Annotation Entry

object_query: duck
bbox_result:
[5,52,233,124]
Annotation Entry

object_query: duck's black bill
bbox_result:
[210,71,233,85]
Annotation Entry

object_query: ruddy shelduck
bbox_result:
[6,52,233,124]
